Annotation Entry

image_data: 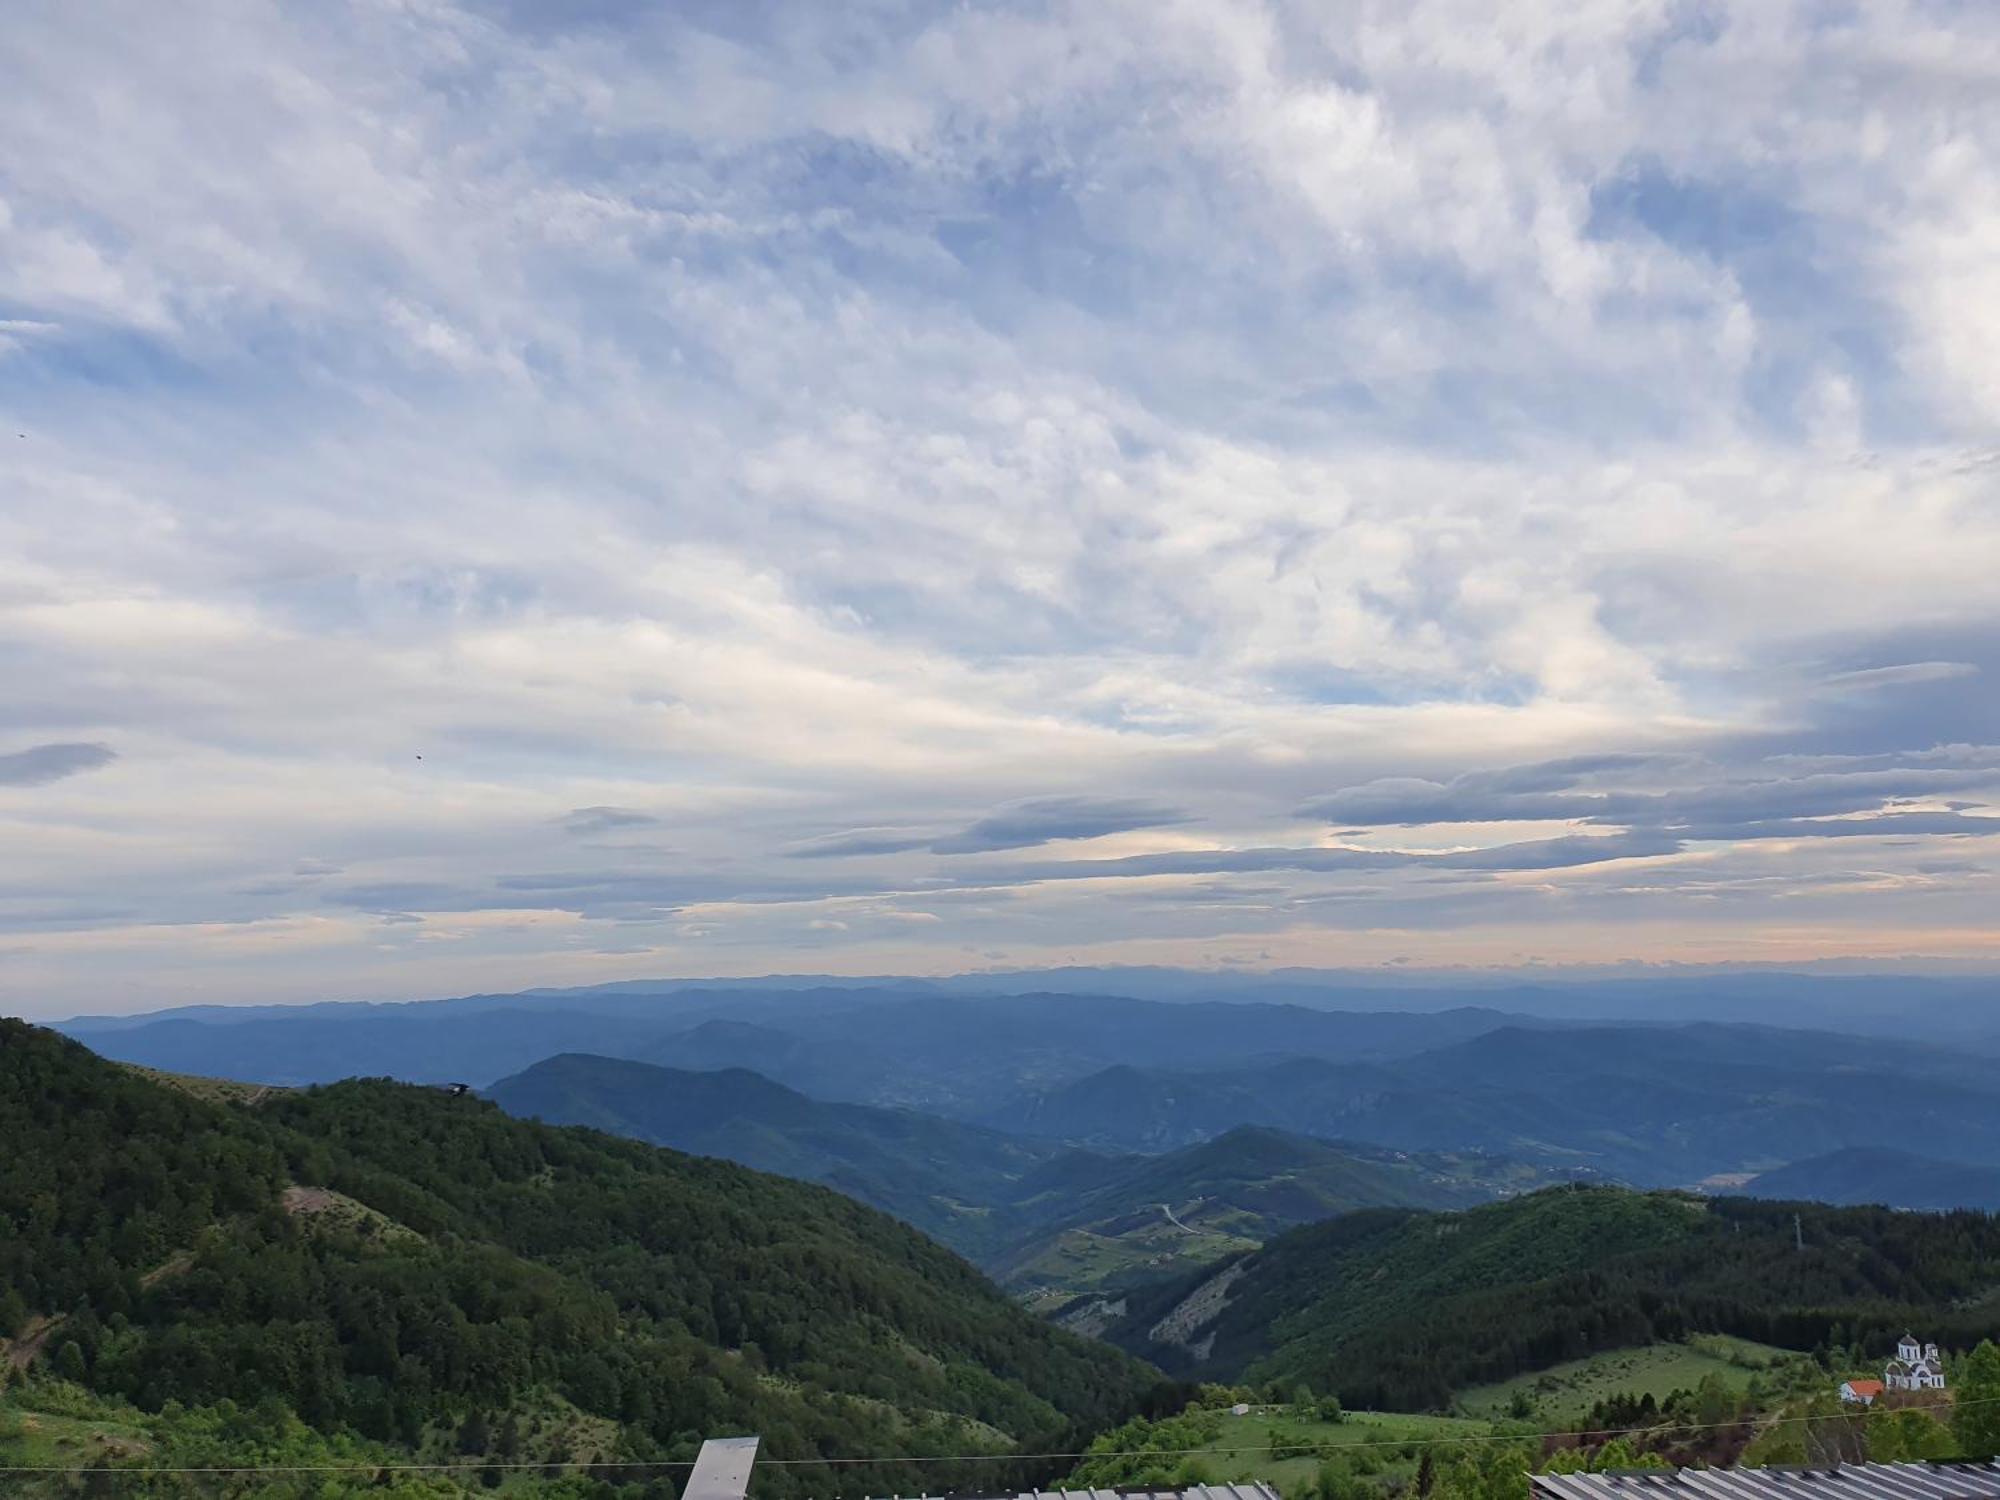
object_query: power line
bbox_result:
[0,1394,1972,1481]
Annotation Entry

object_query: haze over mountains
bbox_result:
[485,1052,1560,1296]
[48,968,2000,1218]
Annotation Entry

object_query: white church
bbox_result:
[1885,1333,1948,1392]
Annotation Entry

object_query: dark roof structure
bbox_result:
[1533,1462,2000,1500]
[866,1487,1280,1500]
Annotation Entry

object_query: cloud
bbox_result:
[1296,750,2000,832]
[3,1,2000,1008]
[0,742,116,787]
[787,828,938,859]
[1816,662,1980,693]
[930,796,1193,854]
[986,829,1685,885]
[559,806,664,837]
[791,797,1193,856]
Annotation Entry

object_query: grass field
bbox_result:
[0,1383,156,1495]
[1457,1336,1792,1422]
[1188,1407,1496,1495]
[1003,1216,1257,1297]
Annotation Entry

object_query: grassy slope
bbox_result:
[1456,1336,1790,1422]
[1189,1407,1493,1496]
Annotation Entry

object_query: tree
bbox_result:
[0,1287,26,1339]
[1433,1440,1537,1500]
[1871,1408,1955,1464]
[52,1337,87,1383]
[1954,1342,2000,1459]
[1693,1373,1736,1427]
[1317,1395,1345,1424]
[1317,1459,1367,1500]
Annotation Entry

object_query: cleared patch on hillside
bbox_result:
[281,1184,422,1243]
[1150,1259,1248,1353]
[1458,1336,1792,1422]
[118,1063,280,1107]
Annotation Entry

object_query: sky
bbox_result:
[4,0,2000,1016]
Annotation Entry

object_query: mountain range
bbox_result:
[485,1052,1552,1296]
[995,1021,2000,1182]
[1735,1148,2000,1212]
[53,982,2000,1198]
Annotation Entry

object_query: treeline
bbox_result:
[0,1022,1159,1497]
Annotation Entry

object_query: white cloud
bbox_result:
[1,0,1998,1011]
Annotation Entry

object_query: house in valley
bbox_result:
[1885,1333,1947,1392]
[1839,1378,1884,1406]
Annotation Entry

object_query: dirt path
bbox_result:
[140,1251,194,1289]
[4,1313,65,1373]
[1159,1201,1223,1237]
[4,1250,197,1373]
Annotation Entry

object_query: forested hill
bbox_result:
[0,1020,1159,1497]
[1102,1184,2000,1411]
[486,1055,1581,1300]
[485,1051,1072,1260]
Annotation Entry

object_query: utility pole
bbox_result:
[1795,1213,1804,1253]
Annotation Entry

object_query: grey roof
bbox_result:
[870,1485,1281,1500]
[1533,1462,2000,1500]
[685,1437,761,1500]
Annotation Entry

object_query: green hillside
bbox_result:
[487,1055,1576,1301]
[1103,1184,2000,1410]
[487,1052,1070,1259]
[996,1128,1520,1300]
[0,1021,1157,1497]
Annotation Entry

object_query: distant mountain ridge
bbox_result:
[56,987,1547,1104]
[48,983,2000,1192]
[998,1022,2000,1182]
[485,1053,1569,1295]
[59,968,2000,1048]
[1737,1148,2000,1212]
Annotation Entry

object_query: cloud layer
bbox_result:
[2,0,1999,1011]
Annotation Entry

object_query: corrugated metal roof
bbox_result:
[1533,1461,2000,1500]
[872,1484,1282,1500]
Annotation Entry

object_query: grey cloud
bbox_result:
[1297,751,2000,832]
[0,742,116,787]
[980,829,1682,885]
[1817,661,1979,692]
[787,828,937,859]
[792,797,1194,858]
[324,865,882,919]
[560,806,662,837]
[931,796,1194,854]
[1672,812,2000,842]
